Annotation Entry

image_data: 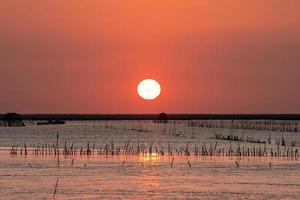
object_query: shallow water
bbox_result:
[0,121,299,199]
[1,120,299,151]
[1,151,299,200]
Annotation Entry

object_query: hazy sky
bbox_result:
[1,1,300,114]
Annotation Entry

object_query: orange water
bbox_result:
[0,150,299,200]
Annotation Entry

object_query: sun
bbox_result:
[137,79,161,100]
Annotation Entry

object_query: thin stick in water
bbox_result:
[187,160,192,168]
[53,177,59,199]
[235,161,240,168]
[170,157,174,167]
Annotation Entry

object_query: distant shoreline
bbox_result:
[1,114,300,121]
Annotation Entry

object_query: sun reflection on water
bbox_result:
[137,152,162,193]
[139,153,161,163]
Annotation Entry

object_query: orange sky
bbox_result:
[0,1,300,113]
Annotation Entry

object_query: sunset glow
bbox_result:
[0,1,299,199]
[0,1,299,113]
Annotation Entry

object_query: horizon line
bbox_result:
[1,113,300,121]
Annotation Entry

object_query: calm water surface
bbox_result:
[0,121,299,199]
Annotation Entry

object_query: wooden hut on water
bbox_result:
[0,113,25,127]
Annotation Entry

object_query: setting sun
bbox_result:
[137,79,161,100]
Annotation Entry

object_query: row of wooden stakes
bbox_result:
[10,141,299,158]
